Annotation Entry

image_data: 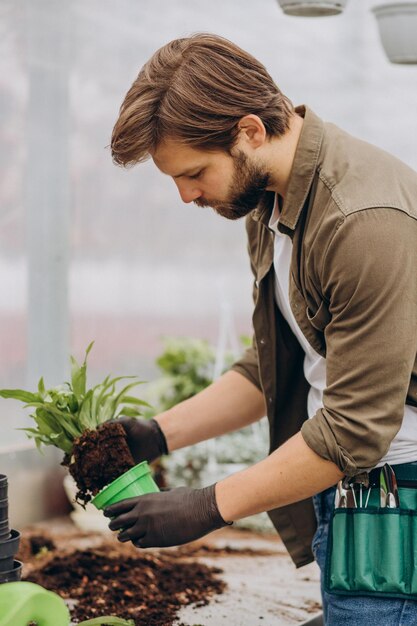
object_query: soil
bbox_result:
[63,421,136,505]
[21,532,226,625]
[18,523,323,625]
[28,534,56,556]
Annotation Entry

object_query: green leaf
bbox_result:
[19,428,53,452]
[89,376,112,425]
[112,381,145,408]
[26,407,78,453]
[37,377,46,398]
[116,407,142,418]
[97,394,118,424]
[85,340,95,358]
[119,395,151,408]
[78,390,95,431]
[70,355,86,398]
[77,617,134,626]
[70,341,94,398]
[0,389,40,403]
[29,403,81,439]
[93,376,139,426]
[48,432,73,453]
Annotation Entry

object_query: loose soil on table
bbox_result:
[26,547,225,625]
[18,524,322,626]
[63,421,136,505]
[20,531,240,625]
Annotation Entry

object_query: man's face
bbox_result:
[151,139,270,220]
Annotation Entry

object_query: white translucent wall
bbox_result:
[1,0,417,446]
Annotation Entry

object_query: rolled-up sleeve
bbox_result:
[301,208,417,476]
[231,340,262,392]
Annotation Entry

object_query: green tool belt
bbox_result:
[325,461,417,600]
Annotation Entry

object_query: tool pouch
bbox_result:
[324,486,417,599]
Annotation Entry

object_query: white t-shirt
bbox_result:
[269,195,417,467]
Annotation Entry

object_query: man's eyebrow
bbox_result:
[172,167,202,179]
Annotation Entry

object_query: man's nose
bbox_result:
[175,180,202,204]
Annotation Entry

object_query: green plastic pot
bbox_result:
[0,581,135,625]
[0,581,70,626]
[91,461,159,511]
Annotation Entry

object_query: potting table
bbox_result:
[20,517,322,625]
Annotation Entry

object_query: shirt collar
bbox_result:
[252,106,324,231]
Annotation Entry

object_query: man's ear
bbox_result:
[237,114,267,149]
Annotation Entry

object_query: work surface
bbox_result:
[175,528,321,625]
[19,517,322,625]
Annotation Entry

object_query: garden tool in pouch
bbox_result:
[334,472,369,509]
[325,462,417,600]
[380,463,400,508]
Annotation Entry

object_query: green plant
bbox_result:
[147,335,267,470]
[153,337,218,411]
[0,342,149,455]
[146,336,248,414]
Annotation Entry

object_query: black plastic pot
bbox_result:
[0,475,21,583]
[0,499,9,542]
[0,475,9,541]
[0,475,7,498]
[0,529,21,572]
[0,559,22,583]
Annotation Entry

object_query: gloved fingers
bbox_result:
[117,521,146,543]
[108,511,137,532]
[103,496,139,518]
[109,415,135,435]
[133,534,155,549]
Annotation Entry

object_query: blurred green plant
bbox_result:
[149,336,236,413]
[146,335,267,470]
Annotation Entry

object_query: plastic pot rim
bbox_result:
[91,461,157,510]
[0,559,22,580]
[278,0,348,16]
[0,529,20,555]
[372,2,417,16]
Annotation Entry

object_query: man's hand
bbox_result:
[103,484,232,548]
[115,417,168,464]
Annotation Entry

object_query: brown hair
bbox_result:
[111,33,293,167]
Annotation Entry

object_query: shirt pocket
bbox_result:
[306,300,331,332]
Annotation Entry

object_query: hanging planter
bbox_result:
[373,3,417,64]
[277,0,348,16]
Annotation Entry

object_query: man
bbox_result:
[104,34,417,624]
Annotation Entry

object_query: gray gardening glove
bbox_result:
[103,484,232,548]
[114,416,168,464]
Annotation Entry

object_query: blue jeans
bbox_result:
[312,486,417,626]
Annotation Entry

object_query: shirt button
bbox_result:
[259,338,266,345]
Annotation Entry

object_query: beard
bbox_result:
[193,151,270,220]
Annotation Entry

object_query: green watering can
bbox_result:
[0,581,134,626]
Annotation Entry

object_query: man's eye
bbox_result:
[189,171,202,180]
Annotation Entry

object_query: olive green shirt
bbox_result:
[232,106,417,567]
